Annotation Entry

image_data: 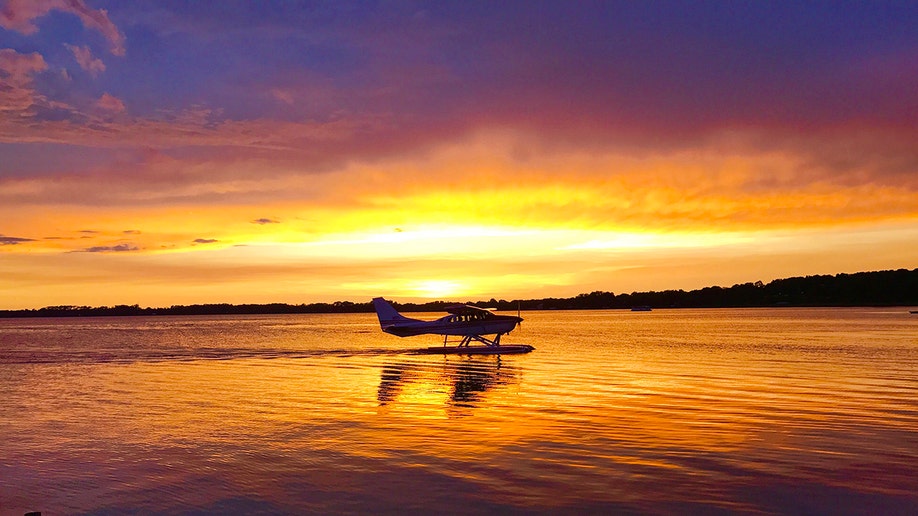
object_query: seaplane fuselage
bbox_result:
[372,297,522,346]
[380,313,520,337]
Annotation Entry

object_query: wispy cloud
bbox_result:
[193,238,218,244]
[95,92,125,114]
[76,243,140,253]
[269,88,295,105]
[65,44,105,77]
[252,218,279,225]
[0,234,35,245]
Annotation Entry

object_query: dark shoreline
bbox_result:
[2,268,916,318]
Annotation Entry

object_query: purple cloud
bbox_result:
[65,44,105,77]
[0,49,47,113]
[76,244,140,253]
[252,218,279,225]
[0,0,126,56]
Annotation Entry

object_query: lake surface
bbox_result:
[1,308,917,515]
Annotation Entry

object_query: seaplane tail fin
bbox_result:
[372,297,411,327]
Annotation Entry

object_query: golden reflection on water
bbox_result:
[1,309,917,514]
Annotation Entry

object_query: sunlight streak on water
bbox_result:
[1,309,917,514]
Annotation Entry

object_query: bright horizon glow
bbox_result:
[411,280,465,299]
[4,218,917,309]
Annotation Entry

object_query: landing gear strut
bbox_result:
[444,333,503,347]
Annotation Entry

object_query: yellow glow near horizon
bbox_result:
[232,224,761,265]
[3,217,918,309]
[411,280,464,298]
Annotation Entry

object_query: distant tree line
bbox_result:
[490,267,918,310]
[0,301,373,318]
[2,268,916,318]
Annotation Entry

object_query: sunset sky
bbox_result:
[2,1,917,309]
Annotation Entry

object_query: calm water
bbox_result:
[1,308,916,515]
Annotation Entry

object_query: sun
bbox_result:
[412,280,463,299]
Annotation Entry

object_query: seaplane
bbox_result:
[372,297,534,355]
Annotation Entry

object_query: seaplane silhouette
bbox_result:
[372,297,534,354]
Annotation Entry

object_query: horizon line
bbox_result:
[2,267,916,313]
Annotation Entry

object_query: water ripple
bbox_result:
[1,309,917,514]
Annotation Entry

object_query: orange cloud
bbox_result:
[2,128,916,251]
[326,130,918,232]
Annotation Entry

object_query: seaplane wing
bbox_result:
[372,297,527,350]
[444,304,494,315]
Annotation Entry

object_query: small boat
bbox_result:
[910,310,918,314]
[631,306,652,312]
[413,344,535,355]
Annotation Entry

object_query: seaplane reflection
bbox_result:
[377,357,519,409]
